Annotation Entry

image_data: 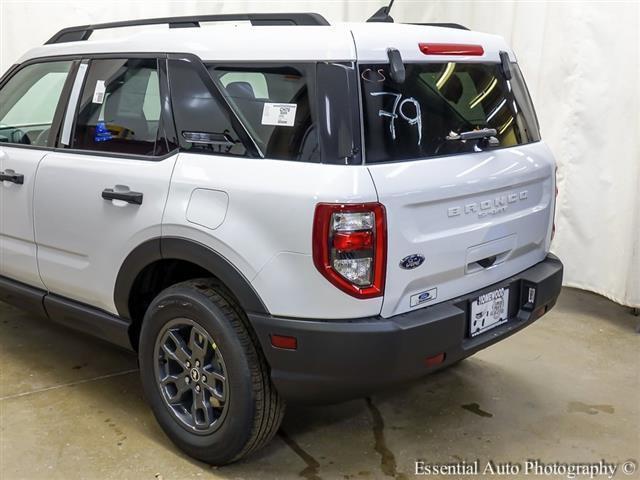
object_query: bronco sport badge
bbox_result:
[447,190,528,218]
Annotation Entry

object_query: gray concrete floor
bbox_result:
[0,288,638,480]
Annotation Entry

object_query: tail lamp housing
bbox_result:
[312,203,386,299]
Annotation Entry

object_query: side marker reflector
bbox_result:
[425,352,446,367]
[271,334,298,350]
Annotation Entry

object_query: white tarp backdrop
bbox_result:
[1,0,638,307]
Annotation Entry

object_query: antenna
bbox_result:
[366,0,396,23]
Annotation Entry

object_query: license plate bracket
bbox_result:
[469,287,510,337]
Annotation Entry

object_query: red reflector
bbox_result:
[532,306,547,320]
[419,43,484,56]
[271,334,297,350]
[425,352,446,367]
[333,231,373,251]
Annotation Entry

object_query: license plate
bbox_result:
[470,287,509,337]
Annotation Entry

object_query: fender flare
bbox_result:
[114,237,269,319]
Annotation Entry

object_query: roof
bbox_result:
[17,18,514,65]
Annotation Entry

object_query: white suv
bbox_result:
[0,12,563,464]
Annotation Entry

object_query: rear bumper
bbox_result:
[249,254,563,404]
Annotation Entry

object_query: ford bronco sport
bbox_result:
[0,9,563,464]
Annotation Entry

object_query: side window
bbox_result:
[0,61,72,146]
[209,64,320,162]
[168,58,248,157]
[72,58,166,156]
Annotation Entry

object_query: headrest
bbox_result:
[225,81,256,100]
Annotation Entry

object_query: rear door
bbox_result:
[33,56,177,313]
[0,60,74,288]
[357,40,555,318]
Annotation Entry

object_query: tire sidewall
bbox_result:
[139,283,257,462]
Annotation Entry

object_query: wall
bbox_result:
[1,0,638,307]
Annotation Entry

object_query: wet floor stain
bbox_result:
[365,397,407,479]
[461,402,494,418]
[279,429,322,480]
[567,401,615,415]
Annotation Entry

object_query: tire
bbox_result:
[138,278,285,465]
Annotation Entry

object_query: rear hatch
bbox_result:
[352,24,556,317]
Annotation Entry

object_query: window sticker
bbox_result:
[92,80,106,104]
[261,103,297,127]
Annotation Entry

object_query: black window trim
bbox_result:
[67,54,177,159]
[167,53,262,159]
[0,53,181,162]
[0,57,79,152]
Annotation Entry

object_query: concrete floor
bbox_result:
[0,288,638,480]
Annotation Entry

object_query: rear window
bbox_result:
[360,62,540,163]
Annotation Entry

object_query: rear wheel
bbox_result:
[138,278,285,465]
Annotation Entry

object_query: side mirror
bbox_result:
[387,48,405,84]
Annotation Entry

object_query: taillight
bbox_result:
[419,43,484,56]
[312,203,386,299]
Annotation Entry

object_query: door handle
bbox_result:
[102,188,143,205]
[0,171,24,184]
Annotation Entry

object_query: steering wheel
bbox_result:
[10,129,30,145]
[34,128,51,146]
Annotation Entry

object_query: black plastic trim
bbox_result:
[249,254,563,404]
[0,64,20,88]
[45,13,330,44]
[167,54,261,158]
[161,237,269,315]
[113,237,269,320]
[49,59,81,147]
[43,294,132,350]
[114,239,162,319]
[0,275,132,350]
[409,23,470,30]
[0,276,47,318]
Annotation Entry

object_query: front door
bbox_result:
[0,60,74,288]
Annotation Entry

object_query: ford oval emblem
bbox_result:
[399,254,425,270]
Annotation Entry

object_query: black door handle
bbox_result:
[0,171,24,184]
[102,188,143,205]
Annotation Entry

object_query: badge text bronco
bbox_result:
[447,190,528,218]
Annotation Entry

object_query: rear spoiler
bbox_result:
[409,23,469,30]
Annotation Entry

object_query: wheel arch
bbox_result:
[115,237,270,347]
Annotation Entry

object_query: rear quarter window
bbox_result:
[208,64,320,162]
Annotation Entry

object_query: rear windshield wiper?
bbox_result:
[446,128,499,147]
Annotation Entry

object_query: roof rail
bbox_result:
[409,23,470,31]
[45,13,330,45]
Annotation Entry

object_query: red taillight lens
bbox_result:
[312,203,386,299]
[419,43,484,56]
[333,231,373,251]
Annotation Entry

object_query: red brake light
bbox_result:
[312,203,386,299]
[419,43,484,56]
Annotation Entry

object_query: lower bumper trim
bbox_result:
[249,254,563,404]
